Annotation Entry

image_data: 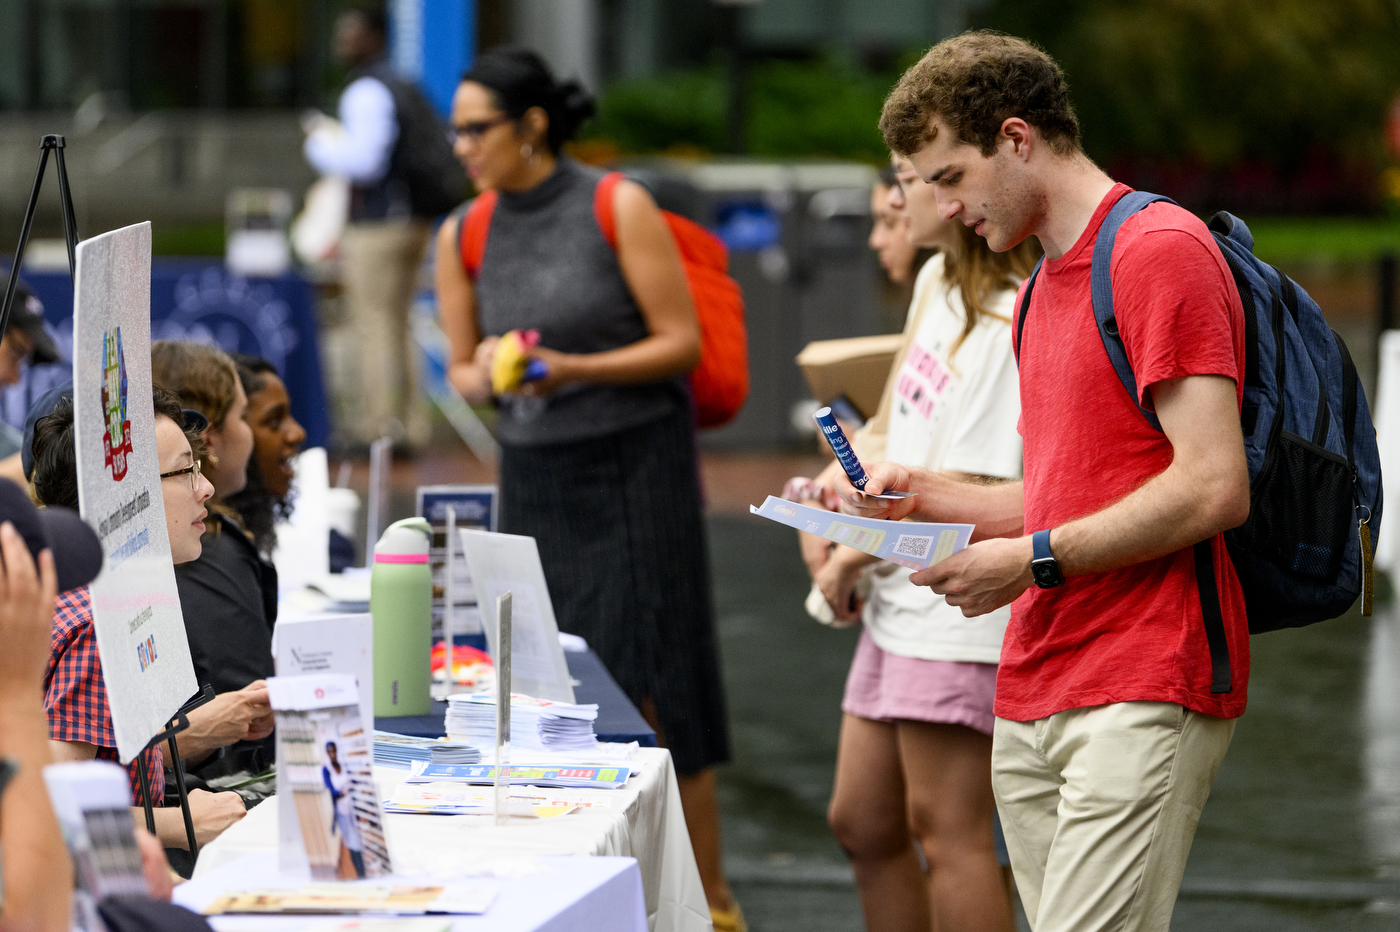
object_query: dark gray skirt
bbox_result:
[500,406,731,774]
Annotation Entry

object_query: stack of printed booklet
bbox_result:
[373,732,482,768]
[445,693,600,753]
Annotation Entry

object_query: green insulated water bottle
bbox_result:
[371,516,433,717]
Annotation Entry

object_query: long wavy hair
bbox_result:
[942,224,1041,367]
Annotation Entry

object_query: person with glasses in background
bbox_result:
[27,385,250,855]
[436,46,742,932]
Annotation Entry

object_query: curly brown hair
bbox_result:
[880,31,1081,158]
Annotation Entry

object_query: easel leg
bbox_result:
[167,735,199,857]
[0,144,51,335]
[136,753,156,835]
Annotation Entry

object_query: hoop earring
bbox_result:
[520,143,533,161]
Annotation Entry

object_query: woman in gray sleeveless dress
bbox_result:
[435,48,741,930]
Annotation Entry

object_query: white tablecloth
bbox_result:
[177,852,647,932]
[194,748,711,932]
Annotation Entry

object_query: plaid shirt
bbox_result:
[45,587,165,807]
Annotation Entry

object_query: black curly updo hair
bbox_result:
[461,47,596,154]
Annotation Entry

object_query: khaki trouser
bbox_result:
[992,702,1236,932]
[339,218,432,446]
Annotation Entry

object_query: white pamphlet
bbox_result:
[458,530,575,703]
[750,495,973,571]
[72,222,197,762]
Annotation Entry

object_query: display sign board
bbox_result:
[458,530,574,703]
[417,484,496,637]
[72,222,197,762]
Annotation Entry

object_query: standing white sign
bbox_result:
[458,530,574,703]
[73,222,197,762]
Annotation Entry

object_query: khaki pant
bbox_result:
[339,219,432,446]
[992,702,1236,932]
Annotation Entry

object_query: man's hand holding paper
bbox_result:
[912,536,1036,618]
[833,461,920,521]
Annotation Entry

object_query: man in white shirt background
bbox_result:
[305,4,461,453]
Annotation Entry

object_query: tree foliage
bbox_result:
[977,0,1400,171]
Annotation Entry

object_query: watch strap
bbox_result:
[1032,529,1054,562]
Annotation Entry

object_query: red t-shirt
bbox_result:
[997,184,1250,722]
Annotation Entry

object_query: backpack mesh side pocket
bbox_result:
[1238,430,1352,579]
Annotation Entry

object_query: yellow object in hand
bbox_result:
[491,329,544,395]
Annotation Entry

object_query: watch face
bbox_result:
[1031,559,1064,589]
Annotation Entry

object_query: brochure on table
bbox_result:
[268,673,391,880]
[458,530,574,703]
[417,484,497,637]
[72,222,198,763]
[750,496,973,571]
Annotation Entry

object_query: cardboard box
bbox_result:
[796,333,903,420]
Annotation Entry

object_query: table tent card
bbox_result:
[417,484,497,638]
[268,673,391,881]
[272,612,374,735]
[458,530,575,703]
[72,222,198,762]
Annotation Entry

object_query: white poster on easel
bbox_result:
[73,222,197,763]
[459,530,574,703]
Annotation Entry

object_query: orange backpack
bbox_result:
[458,171,749,429]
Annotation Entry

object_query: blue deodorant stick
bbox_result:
[813,406,871,490]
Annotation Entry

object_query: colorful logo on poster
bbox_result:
[136,634,158,671]
[101,328,133,481]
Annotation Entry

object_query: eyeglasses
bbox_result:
[159,459,203,493]
[449,115,512,144]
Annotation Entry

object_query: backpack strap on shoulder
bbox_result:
[1090,190,1177,433]
[1013,257,1044,365]
[459,190,499,282]
[593,171,626,251]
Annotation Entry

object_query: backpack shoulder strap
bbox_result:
[459,190,499,281]
[1090,190,1176,432]
[592,171,626,251]
[1013,256,1044,365]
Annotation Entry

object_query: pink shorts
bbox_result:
[841,629,998,735]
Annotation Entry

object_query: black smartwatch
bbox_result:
[1031,529,1065,589]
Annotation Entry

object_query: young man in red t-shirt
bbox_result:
[839,33,1253,932]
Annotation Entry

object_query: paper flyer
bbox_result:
[404,762,629,790]
[750,495,973,571]
[72,222,198,762]
[269,674,393,881]
[203,880,497,916]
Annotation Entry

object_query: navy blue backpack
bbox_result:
[1016,191,1383,694]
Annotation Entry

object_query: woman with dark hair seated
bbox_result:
[225,353,307,560]
[31,386,248,851]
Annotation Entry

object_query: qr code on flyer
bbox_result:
[894,535,932,560]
